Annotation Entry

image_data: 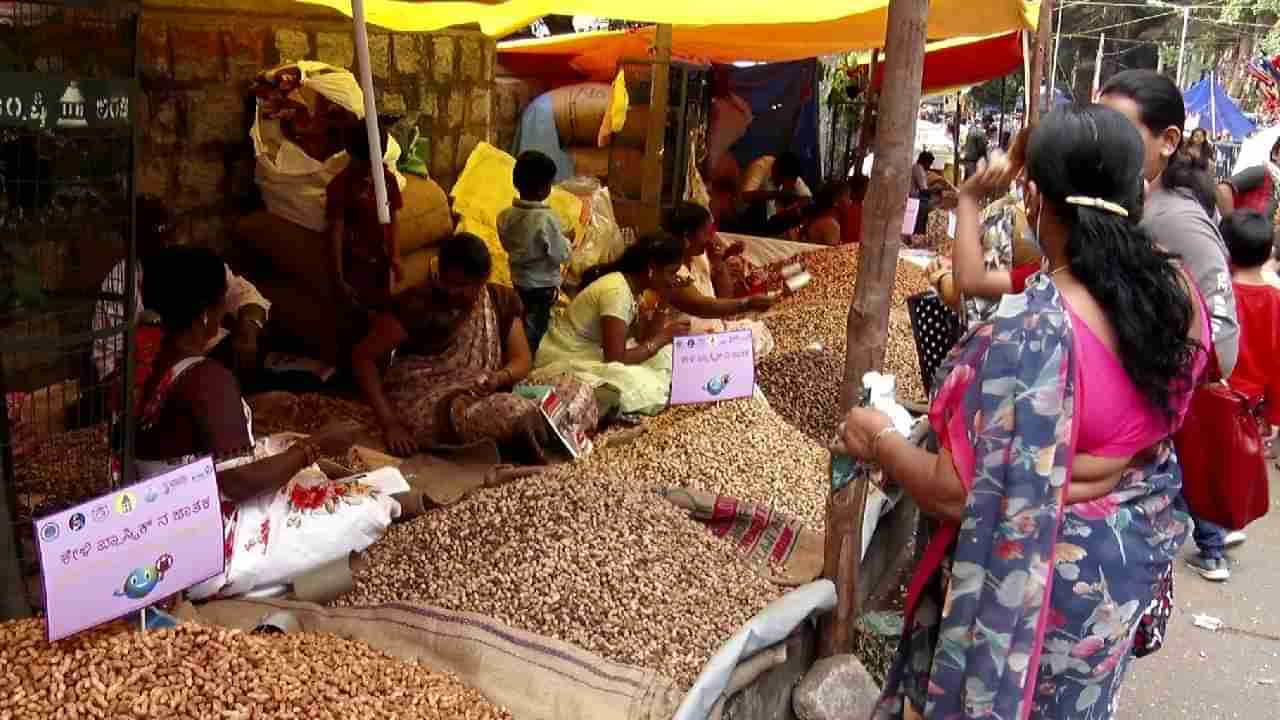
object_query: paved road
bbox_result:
[1124,468,1280,718]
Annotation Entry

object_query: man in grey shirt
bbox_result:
[1142,186,1239,378]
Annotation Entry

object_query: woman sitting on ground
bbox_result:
[802,180,853,246]
[529,232,690,416]
[664,202,777,317]
[352,233,597,461]
[843,105,1206,719]
[135,246,407,600]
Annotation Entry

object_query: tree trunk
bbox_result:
[823,0,928,658]
[1027,0,1055,123]
[837,0,929,415]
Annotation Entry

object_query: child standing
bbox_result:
[327,122,403,309]
[1219,210,1280,554]
[498,151,570,351]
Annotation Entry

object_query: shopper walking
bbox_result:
[845,104,1206,720]
[1100,69,1242,580]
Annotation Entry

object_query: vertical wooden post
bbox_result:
[1027,0,1054,125]
[639,24,673,233]
[837,0,929,415]
[823,0,929,657]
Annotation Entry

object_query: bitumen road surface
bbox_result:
[1124,466,1280,718]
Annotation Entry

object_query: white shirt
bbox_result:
[91,260,270,379]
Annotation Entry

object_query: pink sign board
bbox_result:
[34,456,224,641]
[670,329,755,405]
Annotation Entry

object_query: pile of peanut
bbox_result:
[0,619,511,720]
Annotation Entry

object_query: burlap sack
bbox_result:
[549,83,613,147]
[183,598,685,720]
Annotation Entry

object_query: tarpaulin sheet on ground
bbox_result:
[302,0,1038,41]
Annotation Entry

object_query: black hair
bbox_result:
[1099,69,1215,214]
[579,232,686,290]
[345,122,389,164]
[916,151,934,168]
[1271,137,1280,161]
[1221,210,1275,269]
[513,150,558,200]
[663,202,712,239]
[1027,104,1198,425]
[773,152,804,181]
[814,180,851,212]
[437,232,492,281]
[850,175,870,196]
[142,245,228,333]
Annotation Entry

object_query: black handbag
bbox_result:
[906,291,965,397]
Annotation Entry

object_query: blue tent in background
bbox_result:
[1184,74,1257,139]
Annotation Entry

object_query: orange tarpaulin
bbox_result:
[865,32,1024,95]
[496,0,1038,79]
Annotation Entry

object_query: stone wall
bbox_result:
[137,0,495,251]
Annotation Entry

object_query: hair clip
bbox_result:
[1064,195,1130,218]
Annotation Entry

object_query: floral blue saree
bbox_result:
[875,275,1190,720]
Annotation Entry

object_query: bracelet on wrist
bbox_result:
[870,426,897,464]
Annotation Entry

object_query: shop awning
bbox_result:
[863,32,1024,96]
[298,0,1037,42]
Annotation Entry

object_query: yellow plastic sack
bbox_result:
[596,69,631,148]
[450,142,584,287]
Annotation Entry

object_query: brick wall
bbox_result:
[138,0,495,251]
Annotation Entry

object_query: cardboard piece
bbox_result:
[670,329,755,405]
[34,457,224,641]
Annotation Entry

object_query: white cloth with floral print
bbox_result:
[137,360,408,600]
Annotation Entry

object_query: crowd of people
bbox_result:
[85,58,1277,718]
[838,69,1272,719]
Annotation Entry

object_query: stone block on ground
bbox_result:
[792,654,881,720]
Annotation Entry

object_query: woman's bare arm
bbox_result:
[351,313,409,430]
[600,315,676,365]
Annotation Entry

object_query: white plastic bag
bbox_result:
[250,61,406,232]
[565,185,626,289]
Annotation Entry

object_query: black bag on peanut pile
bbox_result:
[906,291,964,397]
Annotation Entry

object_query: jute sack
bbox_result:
[549,83,613,147]
[184,598,685,720]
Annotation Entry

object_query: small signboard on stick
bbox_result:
[669,329,755,405]
[34,457,224,641]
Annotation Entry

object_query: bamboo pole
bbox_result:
[1027,0,1054,125]
[824,0,929,655]
[639,24,673,233]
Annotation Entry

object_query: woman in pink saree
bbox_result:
[841,106,1207,719]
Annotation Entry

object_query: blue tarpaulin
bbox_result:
[726,59,821,190]
[1184,75,1257,140]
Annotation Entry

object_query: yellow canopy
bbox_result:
[299,0,1038,41]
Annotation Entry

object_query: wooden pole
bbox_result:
[825,0,929,657]
[1092,34,1106,101]
[837,0,928,416]
[1027,0,1054,125]
[953,92,962,184]
[639,24,673,233]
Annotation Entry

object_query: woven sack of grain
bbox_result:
[251,61,408,232]
[548,83,613,147]
[187,598,684,720]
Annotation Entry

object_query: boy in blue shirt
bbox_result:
[498,151,571,351]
